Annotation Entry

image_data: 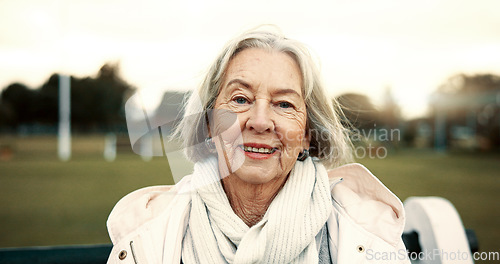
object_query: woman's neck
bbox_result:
[221,175,288,227]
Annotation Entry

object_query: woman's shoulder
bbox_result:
[106,175,193,244]
[327,163,403,209]
[327,163,405,247]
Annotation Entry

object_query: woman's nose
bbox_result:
[245,100,274,133]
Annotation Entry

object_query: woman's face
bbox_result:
[212,48,309,185]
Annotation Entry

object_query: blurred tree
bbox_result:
[71,63,133,131]
[379,86,401,129]
[94,63,133,128]
[437,73,500,94]
[1,83,38,125]
[38,74,59,124]
[430,73,500,150]
[336,93,380,130]
[0,63,134,133]
[0,102,16,129]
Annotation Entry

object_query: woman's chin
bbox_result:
[232,167,281,185]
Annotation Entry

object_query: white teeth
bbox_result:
[243,146,275,154]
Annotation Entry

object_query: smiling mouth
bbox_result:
[241,145,277,154]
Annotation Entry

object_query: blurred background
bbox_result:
[0,0,499,262]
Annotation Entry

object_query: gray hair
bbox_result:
[173,27,353,168]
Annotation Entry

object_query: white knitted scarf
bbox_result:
[181,156,332,264]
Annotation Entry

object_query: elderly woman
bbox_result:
[106,29,409,264]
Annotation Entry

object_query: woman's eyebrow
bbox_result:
[273,88,301,98]
[226,79,301,98]
[226,79,252,90]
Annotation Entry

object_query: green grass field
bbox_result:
[0,136,498,262]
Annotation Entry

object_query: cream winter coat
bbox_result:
[106,163,410,264]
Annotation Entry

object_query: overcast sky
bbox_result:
[1,0,500,118]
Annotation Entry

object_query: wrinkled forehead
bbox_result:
[222,47,305,96]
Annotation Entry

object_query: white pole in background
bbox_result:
[58,74,71,161]
[104,133,117,162]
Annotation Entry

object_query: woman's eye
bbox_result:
[234,97,248,104]
[278,101,293,109]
